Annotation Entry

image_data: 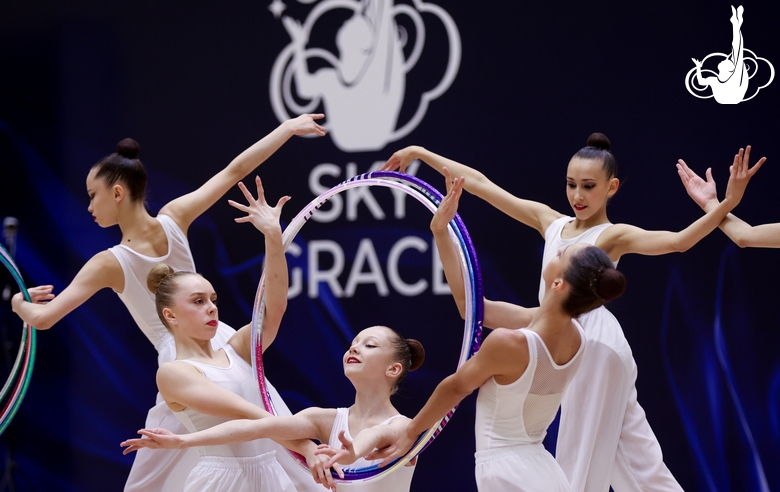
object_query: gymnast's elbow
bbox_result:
[29,316,55,331]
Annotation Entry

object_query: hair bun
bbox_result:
[406,339,426,371]
[117,138,140,159]
[586,132,611,151]
[597,268,626,301]
[147,263,175,294]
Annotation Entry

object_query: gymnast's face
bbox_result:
[162,275,219,340]
[86,168,121,228]
[343,326,397,382]
[566,158,617,221]
[543,243,586,288]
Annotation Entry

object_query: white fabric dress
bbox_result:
[540,216,683,492]
[327,407,415,491]
[173,345,296,492]
[474,325,585,492]
[111,214,316,492]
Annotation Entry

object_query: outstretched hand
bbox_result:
[120,428,183,455]
[229,176,289,236]
[381,146,418,173]
[724,145,766,207]
[305,448,343,491]
[676,159,717,209]
[363,428,418,468]
[288,113,326,137]
[314,430,357,468]
[430,167,465,233]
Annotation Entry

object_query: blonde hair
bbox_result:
[146,264,199,330]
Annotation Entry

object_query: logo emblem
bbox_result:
[269,0,461,152]
[685,5,774,104]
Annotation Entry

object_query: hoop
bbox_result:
[0,244,36,435]
[250,171,483,483]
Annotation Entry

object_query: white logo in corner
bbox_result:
[269,0,461,152]
[685,5,774,104]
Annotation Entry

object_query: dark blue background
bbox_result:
[1,1,779,490]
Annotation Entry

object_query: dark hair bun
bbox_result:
[586,132,611,151]
[406,339,425,371]
[147,263,175,294]
[117,138,140,159]
[597,267,626,301]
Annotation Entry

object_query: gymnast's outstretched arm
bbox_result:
[160,114,324,234]
[430,169,535,329]
[677,148,780,247]
[596,147,763,259]
[124,363,339,488]
[225,177,289,356]
[384,146,563,236]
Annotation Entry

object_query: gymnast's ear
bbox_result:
[162,307,177,325]
[607,177,620,198]
[550,277,565,292]
[386,361,403,378]
[113,183,125,203]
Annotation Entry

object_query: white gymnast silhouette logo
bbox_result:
[684,5,774,104]
[268,0,461,152]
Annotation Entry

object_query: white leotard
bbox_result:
[327,407,415,491]
[108,214,234,364]
[173,344,295,491]
[473,326,584,492]
[538,216,616,302]
[475,325,586,452]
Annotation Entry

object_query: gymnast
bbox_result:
[382,136,762,492]
[115,177,338,491]
[121,182,425,492]
[677,146,774,247]
[317,172,624,491]
[10,115,327,492]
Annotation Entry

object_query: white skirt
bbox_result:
[475,443,570,492]
[184,452,296,492]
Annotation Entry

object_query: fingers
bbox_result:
[381,155,399,171]
[308,113,325,120]
[705,167,714,183]
[237,181,257,206]
[332,463,344,479]
[275,195,291,212]
[337,429,352,448]
[254,176,267,206]
[443,167,453,194]
[379,449,400,468]
[749,156,767,176]
[227,200,250,214]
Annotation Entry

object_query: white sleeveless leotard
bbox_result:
[173,345,296,492]
[327,407,415,491]
[110,215,315,492]
[540,217,682,492]
[474,324,585,492]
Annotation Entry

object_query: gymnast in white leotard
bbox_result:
[119,177,338,491]
[11,115,328,492]
[381,136,762,491]
[373,174,625,492]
